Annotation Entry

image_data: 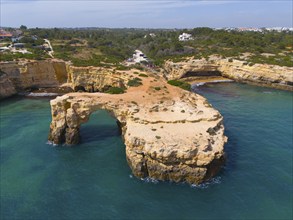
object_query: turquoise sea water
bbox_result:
[0,83,292,220]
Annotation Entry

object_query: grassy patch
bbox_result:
[127,77,142,87]
[167,80,191,91]
[116,65,131,71]
[138,73,148,77]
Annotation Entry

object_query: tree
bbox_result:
[20,25,27,30]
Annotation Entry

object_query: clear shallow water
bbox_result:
[0,83,292,220]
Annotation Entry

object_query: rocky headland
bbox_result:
[48,73,227,184]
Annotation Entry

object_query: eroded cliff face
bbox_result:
[1,56,291,100]
[48,74,227,185]
[67,66,130,92]
[0,60,134,99]
[0,60,68,91]
[164,58,293,91]
[0,72,17,99]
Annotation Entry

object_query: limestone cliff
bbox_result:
[48,74,227,185]
[0,60,133,98]
[218,59,293,90]
[0,60,68,91]
[0,71,17,99]
[1,57,291,100]
[67,66,130,92]
[164,58,293,91]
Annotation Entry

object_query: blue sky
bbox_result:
[1,0,292,28]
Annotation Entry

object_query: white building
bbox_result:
[132,50,149,63]
[179,33,193,41]
[144,33,156,38]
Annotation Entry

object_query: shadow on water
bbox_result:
[221,130,239,175]
[192,83,241,98]
[80,124,121,144]
[78,110,121,145]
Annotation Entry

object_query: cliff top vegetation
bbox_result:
[1,27,292,67]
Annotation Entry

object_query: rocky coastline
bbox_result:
[1,58,292,184]
[1,58,292,100]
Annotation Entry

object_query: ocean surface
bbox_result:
[0,83,292,220]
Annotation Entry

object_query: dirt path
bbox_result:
[44,39,54,58]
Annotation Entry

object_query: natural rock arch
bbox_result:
[48,89,227,185]
[48,96,125,145]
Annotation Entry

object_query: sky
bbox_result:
[1,0,292,28]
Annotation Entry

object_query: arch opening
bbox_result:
[79,110,122,144]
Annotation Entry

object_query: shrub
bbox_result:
[116,65,130,71]
[138,73,148,77]
[167,80,190,91]
[154,87,161,91]
[127,77,142,87]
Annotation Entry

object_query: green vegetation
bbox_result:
[1,27,292,67]
[105,87,125,94]
[0,50,50,61]
[116,65,131,71]
[127,77,142,87]
[138,73,148,77]
[167,80,191,91]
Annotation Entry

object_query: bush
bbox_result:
[105,87,125,94]
[127,77,142,87]
[116,65,130,71]
[138,73,148,77]
[167,80,190,91]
